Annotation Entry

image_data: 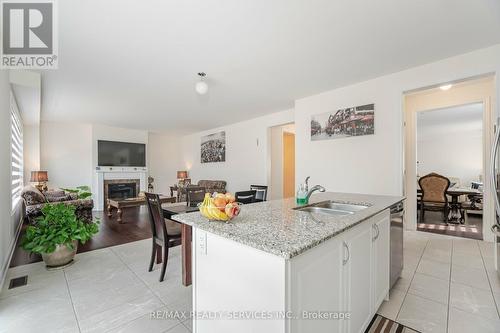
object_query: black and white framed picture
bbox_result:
[311,103,375,141]
[201,131,226,163]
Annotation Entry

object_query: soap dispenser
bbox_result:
[296,183,308,205]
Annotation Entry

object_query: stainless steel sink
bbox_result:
[294,201,369,216]
[313,201,369,212]
[297,206,354,216]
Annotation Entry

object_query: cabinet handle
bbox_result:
[342,241,350,265]
[372,224,380,241]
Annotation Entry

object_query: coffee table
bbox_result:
[107,196,176,223]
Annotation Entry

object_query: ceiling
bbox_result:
[40,0,500,133]
[417,103,484,137]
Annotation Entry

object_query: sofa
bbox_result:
[197,180,227,194]
[21,185,94,224]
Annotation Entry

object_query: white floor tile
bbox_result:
[452,252,485,270]
[448,307,500,333]
[487,269,500,294]
[0,286,79,333]
[106,306,182,333]
[450,282,499,320]
[1,267,67,299]
[78,291,164,333]
[376,289,406,321]
[453,239,480,256]
[170,323,192,333]
[392,268,414,293]
[408,273,449,305]
[397,293,447,333]
[422,247,451,264]
[451,264,490,291]
[416,258,450,281]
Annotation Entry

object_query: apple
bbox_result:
[225,193,235,203]
[213,197,227,212]
[225,202,240,218]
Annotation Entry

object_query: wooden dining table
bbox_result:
[161,204,198,286]
[417,187,482,224]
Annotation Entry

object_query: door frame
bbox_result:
[402,75,496,241]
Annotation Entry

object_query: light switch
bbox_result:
[198,231,207,255]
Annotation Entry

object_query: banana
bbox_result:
[200,193,229,221]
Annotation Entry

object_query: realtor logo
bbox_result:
[1,0,58,69]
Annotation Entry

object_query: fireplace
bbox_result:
[103,179,140,206]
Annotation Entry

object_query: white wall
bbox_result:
[417,104,483,186]
[295,45,500,197]
[41,122,93,189]
[40,122,149,195]
[181,109,294,193]
[148,132,183,195]
[418,131,482,186]
[23,124,40,181]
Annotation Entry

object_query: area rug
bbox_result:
[365,315,420,333]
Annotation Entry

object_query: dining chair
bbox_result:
[250,185,268,202]
[186,186,206,207]
[145,193,182,282]
[418,173,451,224]
[235,190,257,204]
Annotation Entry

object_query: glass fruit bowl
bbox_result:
[198,193,241,222]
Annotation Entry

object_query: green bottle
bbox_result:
[296,184,308,205]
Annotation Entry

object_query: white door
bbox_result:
[371,211,390,311]
[343,223,372,333]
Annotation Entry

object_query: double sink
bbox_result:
[294,200,369,216]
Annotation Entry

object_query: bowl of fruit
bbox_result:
[199,192,241,222]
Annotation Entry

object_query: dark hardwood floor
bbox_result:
[417,210,483,240]
[9,207,153,268]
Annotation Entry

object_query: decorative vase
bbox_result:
[41,240,78,269]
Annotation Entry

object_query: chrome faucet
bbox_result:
[305,184,326,203]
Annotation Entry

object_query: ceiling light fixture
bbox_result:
[439,84,452,91]
[195,72,208,95]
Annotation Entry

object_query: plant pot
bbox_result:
[41,240,78,269]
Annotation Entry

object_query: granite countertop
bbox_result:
[172,192,404,259]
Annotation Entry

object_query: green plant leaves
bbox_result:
[21,203,100,254]
[61,185,92,200]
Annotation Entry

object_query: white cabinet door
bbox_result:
[343,222,372,333]
[371,210,390,312]
[289,236,344,333]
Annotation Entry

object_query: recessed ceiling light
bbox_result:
[195,72,208,95]
[439,84,452,91]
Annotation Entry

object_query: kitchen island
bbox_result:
[172,192,404,333]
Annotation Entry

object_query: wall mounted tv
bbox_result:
[97,140,146,167]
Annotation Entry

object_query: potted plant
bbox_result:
[21,203,99,268]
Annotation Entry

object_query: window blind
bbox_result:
[10,91,23,210]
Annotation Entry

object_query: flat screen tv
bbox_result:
[98,140,146,167]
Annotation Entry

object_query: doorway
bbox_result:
[403,75,495,241]
[416,103,484,239]
[269,123,295,200]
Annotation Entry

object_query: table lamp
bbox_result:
[31,171,48,191]
[177,171,188,180]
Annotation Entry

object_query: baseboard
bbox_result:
[0,213,24,290]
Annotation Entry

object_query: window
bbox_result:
[10,91,23,210]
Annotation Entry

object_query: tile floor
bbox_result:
[0,239,192,333]
[377,231,500,333]
[2,231,500,333]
